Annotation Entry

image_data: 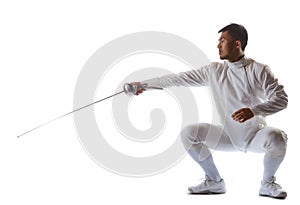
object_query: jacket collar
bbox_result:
[227,56,250,70]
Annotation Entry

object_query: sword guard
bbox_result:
[123,82,146,95]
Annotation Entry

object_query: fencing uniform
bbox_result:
[142,56,288,182]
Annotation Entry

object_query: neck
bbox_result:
[228,53,245,62]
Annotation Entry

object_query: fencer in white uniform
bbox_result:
[128,23,288,199]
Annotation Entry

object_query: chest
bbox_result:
[213,68,256,103]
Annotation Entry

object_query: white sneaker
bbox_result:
[188,178,226,194]
[259,177,287,199]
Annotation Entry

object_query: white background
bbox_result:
[1,0,299,204]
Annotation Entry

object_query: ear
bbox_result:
[235,40,241,49]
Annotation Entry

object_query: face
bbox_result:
[217,31,237,60]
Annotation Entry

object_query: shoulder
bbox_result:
[246,58,268,69]
[246,58,271,75]
[208,62,228,76]
[246,58,275,80]
[210,61,225,67]
[208,61,227,71]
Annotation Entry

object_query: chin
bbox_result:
[219,54,229,60]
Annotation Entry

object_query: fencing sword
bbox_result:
[17,83,162,138]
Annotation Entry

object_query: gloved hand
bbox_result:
[123,82,146,96]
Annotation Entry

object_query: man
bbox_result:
[126,23,288,199]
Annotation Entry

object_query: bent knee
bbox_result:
[180,123,209,145]
[180,124,196,146]
[265,130,287,157]
[267,130,288,147]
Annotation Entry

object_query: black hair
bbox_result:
[218,23,248,51]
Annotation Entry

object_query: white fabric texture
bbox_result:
[142,57,288,151]
[141,57,288,182]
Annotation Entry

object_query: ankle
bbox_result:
[262,176,276,184]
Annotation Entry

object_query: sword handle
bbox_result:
[123,82,146,95]
[123,82,163,96]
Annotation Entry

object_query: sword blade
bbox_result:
[17,90,124,138]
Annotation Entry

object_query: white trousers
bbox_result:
[181,123,288,182]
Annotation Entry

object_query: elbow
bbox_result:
[277,96,288,112]
[276,90,288,110]
[281,92,288,109]
[283,98,288,110]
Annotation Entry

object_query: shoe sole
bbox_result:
[189,191,226,195]
[188,188,226,195]
[259,193,287,199]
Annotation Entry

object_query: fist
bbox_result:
[231,108,254,123]
[124,82,145,95]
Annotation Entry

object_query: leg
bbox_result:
[247,126,288,198]
[247,127,288,182]
[181,123,235,181]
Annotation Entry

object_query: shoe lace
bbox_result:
[203,179,210,186]
[267,181,282,191]
[198,177,211,186]
[202,176,211,181]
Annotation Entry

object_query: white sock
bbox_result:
[187,143,222,181]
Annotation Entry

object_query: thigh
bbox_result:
[182,123,236,151]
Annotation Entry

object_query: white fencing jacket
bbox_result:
[142,57,288,150]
